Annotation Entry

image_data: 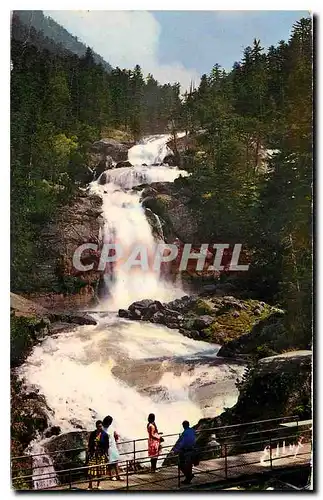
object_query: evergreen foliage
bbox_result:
[179,16,312,347]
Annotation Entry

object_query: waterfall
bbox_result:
[128,133,185,166]
[89,134,188,310]
[29,442,58,490]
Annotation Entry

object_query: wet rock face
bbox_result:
[21,191,103,307]
[141,181,199,244]
[90,138,129,162]
[11,294,98,368]
[44,426,61,438]
[44,431,90,483]
[115,160,133,168]
[194,351,312,444]
[120,294,282,355]
[11,374,53,453]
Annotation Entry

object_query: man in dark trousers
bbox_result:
[173,420,196,485]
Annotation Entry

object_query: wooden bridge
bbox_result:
[12,416,312,491]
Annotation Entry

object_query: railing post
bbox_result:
[224,444,228,479]
[126,460,129,491]
[269,437,273,470]
[177,454,181,488]
[133,440,136,472]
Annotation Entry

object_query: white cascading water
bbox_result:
[18,134,245,488]
[28,442,58,490]
[89,139,188,309]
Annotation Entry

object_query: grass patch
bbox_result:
[100,127,134,142]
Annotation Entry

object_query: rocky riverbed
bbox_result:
[118,290,288,359]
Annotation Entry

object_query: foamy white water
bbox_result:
[19,316,244,464]
[28,441,58,489]
[20,134,245,484]
[89,134,188,310]
[128,133,186,166]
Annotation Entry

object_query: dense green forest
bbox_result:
[179,17,313,348]
[11,13,312,348]
[11,11,182,290]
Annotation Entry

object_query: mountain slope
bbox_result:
[12,10,112,72]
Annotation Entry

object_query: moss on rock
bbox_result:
[194,298,214,315]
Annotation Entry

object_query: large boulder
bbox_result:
[194,350,312,446]
[118,309,130,319]
[217,311,289,358]
[193,315,214,330]
[90,138,129,162]
[44,431,90,484]
[90,155,114,181]
[165,350,312,465]
[128,299,155,313]
[11,293,49,318]
[141,182,199,243]
[51,312,97,326]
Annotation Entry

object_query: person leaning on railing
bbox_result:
[171,420,197,485]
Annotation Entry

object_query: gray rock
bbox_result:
[17,193,103,301]
[69,418,85,430]
[45,431,90,479]
[44,426,61,438]
[151,311,166,324]
[201,284,218,294]
[130,309,142,320]
[129,299,154,313]
[141,187,158,199]
[118,309,130,318]
[98,172,107,185]
[253,308,262,316]
[193,315,214,330]
[54,313,97,326]
[115,160,133,168]
[106,155,113,169]
[90,138,129,162]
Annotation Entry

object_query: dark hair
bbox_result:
[147,413,158,433]
[96,420,103,428]
[182,420,190,429]
[148,413,155,423]
[103,415,113,427]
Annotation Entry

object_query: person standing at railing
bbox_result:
[87,420,109,490]
[147,413,162,473]
[173,420,196,485]
[102,415,123,481]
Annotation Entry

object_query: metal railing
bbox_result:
[11,416,312,491]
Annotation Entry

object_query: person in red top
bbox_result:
[147,413,162,473]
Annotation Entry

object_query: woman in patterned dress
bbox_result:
[87,420,109,490]
[147,413,162,473]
